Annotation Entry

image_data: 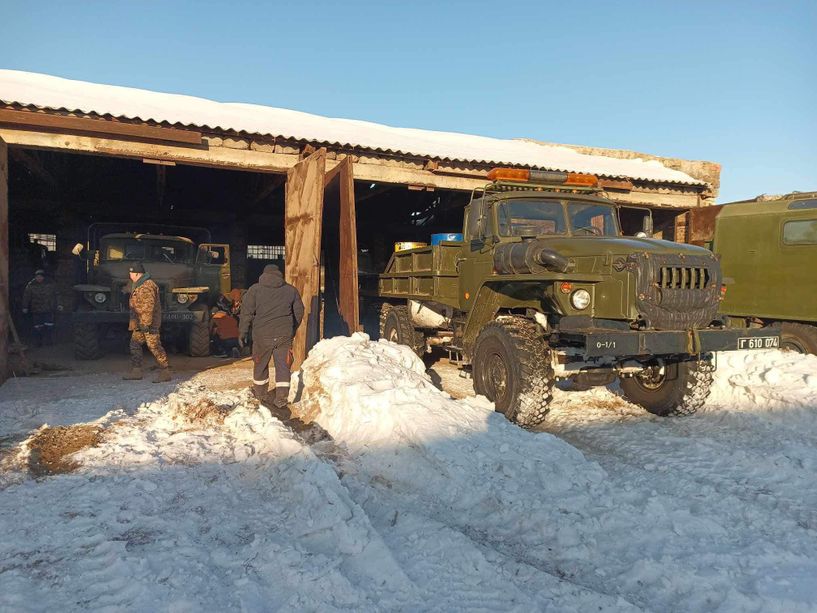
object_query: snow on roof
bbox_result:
[0,70,705,186]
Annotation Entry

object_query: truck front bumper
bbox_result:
[555,326,780,358]
[72,310,205,324]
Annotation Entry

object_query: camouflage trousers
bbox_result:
[130,331,169,369]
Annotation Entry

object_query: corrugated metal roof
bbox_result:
[0,70,706,186]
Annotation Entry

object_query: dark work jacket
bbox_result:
[238,272,304,343]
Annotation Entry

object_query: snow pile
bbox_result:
[2,339,817,611]
[298,334,817,611]
[0,378,415,611]
[708,349,817,413]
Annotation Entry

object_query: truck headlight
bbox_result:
[93,292,107,304]
[571,289,591,310]
[176,293,189,304]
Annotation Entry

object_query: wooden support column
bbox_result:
[285,148,326,370]
[0,137,8,383]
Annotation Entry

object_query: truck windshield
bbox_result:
[102,239,193,263]
[567,203,619,236]
[497,200,566,237]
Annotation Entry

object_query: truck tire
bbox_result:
[619,356,714,417]
[381,304,425,357]
[188,309,211,357]
[73,322,103,360]
[473,317,554,428]
[779,322,817,355]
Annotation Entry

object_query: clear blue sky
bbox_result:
[1,0,814,202]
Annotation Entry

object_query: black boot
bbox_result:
[273,386,289,409]
[252,384,268,403]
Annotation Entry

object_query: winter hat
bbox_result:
[128,263,146,274]
[34,269,46,277]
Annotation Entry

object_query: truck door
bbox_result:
[458,200,496,311]
[196,243,231,295]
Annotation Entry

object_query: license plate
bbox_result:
[164,312,195,322]
[738,336,780,350]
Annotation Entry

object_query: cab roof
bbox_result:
[101,233,196,244]
[716,193,817,219]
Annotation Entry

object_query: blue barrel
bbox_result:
[431,232,463,245]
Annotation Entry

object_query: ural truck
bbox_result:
[379,168,779,427]
[711,192,817,354]
[72,224,231,359]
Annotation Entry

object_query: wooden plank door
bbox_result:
[285,148,326,370]
[0,137,8,383]
[325,157,360,334]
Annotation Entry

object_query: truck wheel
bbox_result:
[619,356,714,417]
[779,322,817,355]
[473,317,553,428]
[381,305,425,357]
[188,310,211,357]
[73,322,103,360]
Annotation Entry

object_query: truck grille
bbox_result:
[657,266,710,290]
[633,253,721,331]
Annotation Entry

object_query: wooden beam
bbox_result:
[285,148,326,370]
[0,108,202,145]
[0,137,8,383]
[249,174,286,207]
[9,147,58,187]
[0,128,709,209]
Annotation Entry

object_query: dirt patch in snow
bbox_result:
[174,398,234,427]
[27,425,103,476]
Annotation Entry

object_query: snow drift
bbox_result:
[1,335,817,611]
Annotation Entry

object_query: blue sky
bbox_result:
[1,0,814,202]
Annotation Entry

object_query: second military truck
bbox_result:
[73,224,231,359]
[712,192,817,354]
[379,168,779,427]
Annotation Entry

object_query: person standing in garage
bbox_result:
[22,269,59,346]
[239,264,304,407]
[122,262,172,383]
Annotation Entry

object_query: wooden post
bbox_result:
[0,137,8,383]
[285,148,326,370]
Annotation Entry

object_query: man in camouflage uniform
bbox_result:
[122,263,171,383]
[22,269,59,346]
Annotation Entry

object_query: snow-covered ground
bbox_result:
[1,336,816,611]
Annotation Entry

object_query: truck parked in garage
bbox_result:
[379,168,779,427]
[712,192,817,354]
[72,224,231,359]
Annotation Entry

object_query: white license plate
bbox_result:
[738,336,780,350]
[164,312,195,321]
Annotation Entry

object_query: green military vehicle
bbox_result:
[712,192,817,354]
[379,168,779,427]
[72,224,231,359]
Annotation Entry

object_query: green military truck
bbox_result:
[712,192,817,354]
[72,224,231,359]
[379,168,779,427]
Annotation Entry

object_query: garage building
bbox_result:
[0,70,720,380]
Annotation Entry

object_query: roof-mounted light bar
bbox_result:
[486,167,599,187]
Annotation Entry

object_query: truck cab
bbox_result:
[72,225,230,360]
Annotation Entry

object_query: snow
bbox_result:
[2,336,817,611]
[0,69,704,185]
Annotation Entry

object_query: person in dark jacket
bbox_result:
[239,264,304,407]
[22,269,59,346]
